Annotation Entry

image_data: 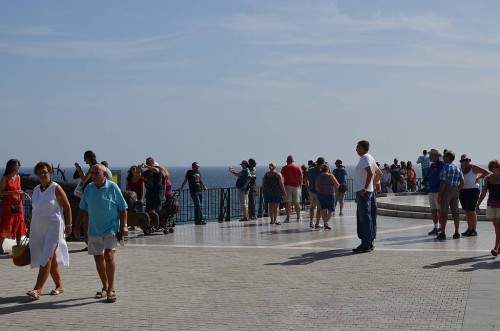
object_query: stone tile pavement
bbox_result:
[1,201,500,330]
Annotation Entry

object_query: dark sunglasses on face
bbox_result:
[37,171,49,176]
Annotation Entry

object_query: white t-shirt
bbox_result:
[353,153,378,192]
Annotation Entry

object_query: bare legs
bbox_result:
[94,249,115,291]
[31,251,63,296]
[431,209,440,227]
[269,203,280,224]
[321,209,333,228]
[465,210,477,231]
[0,237,5,253]
[493,219,500,252]
[285,202,301,220]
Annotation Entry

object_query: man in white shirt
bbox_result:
[353,140,379,254]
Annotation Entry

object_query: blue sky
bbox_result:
[1,0,499,168]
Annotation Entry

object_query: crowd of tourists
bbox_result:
[2,142,500,301]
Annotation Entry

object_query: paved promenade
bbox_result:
[1,200,500,330]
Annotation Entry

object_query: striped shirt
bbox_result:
[440,162,463,187]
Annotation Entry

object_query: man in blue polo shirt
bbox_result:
[75,164,128,303]
[426,149,444,235]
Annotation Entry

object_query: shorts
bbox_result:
[317,193,335,212]
[264,194,282,204]
[459,188,480,212]
[428,192,440,210]
[309,192,320,208]
[440,186,460,219]
[284,186,301,203]
[145,190,162,211]
[88,234,118,255]
[239,190,249,208]
[486,207,500,219]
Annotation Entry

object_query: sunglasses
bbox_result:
[37,171,49,176]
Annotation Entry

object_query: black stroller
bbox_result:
[157,190,179,234]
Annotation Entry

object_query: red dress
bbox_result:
[0,175,26,239]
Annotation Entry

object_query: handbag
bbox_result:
[74,179,84,198]
[9,204,20,214]
[12,237,30,267]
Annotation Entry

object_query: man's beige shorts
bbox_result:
[88,234,118,255]
[284,186,301,203]
[428,193,440,210]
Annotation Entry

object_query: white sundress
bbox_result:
[29,182,69,269]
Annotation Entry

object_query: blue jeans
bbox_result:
[190,191,203,221]
[356,191,373,248]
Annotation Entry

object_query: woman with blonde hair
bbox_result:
[261,162,286,225]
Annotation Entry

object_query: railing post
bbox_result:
[218,188,231,222]
[257,188,264,218]
[225,188,231,222]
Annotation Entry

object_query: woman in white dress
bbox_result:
[26,162,72,300]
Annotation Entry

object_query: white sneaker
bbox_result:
[297,217,303,222]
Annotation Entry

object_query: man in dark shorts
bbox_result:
[179,162,207,225]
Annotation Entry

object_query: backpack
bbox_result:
[240,175,256,191]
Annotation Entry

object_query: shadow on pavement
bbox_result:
[265,249,353,266]
[0,296,99,315]
[423,255,492,270]
[261,228,317,235]
[458,260,500,272]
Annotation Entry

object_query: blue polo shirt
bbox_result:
[79,179,128,237]
[427,161,444,193]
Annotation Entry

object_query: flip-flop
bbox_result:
[94,288,107,299]
[106,289,116,303]
[26,290,40,300]
[50,289,64,295]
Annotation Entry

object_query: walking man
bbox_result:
[437,150,464,240]
[178,162,207,225]
[74,164,128,303]
[281,155,303,223]
[353,140,378,254]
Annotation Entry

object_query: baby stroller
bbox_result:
[158,190,179,234]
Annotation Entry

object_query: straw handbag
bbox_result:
[12,237,30,267]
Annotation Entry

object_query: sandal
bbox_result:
[107,288,116,303]
[94,288,107,299]
[50,288,64,295]
[26,290,40,300]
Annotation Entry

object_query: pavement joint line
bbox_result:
[275,224,431,248]
[120,243,494,253]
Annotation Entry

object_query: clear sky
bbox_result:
[1,0,499,168]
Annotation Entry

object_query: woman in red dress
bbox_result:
[0,159,31,254]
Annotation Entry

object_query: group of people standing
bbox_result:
[380,158,418,193]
